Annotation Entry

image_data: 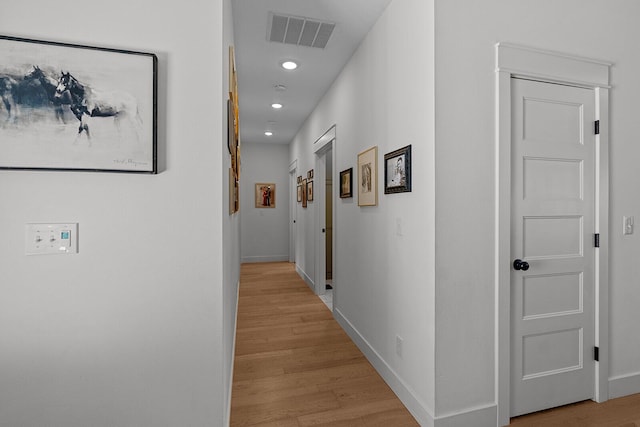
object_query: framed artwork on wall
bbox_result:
[339,168,353,198]
[307,180,314,201]
[0,35,157,173]
[307,169,314,179]
[229,45,241,180]
[302,179,308,208]
[357,146,378,206]
[297,184,303,202]
[384,145,412,194]
[227,99,235,156]
[255,183,275,208]
[229,168,235,215]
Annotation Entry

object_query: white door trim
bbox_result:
[289,159,298,263]
[495,43,611,426]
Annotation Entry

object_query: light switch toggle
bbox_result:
[26,223,78,255]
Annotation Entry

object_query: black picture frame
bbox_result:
[307,180,314,201]
[227,99,235,156]
[339,168,353,198]
[384,145,411,194]
[0,35,158,173]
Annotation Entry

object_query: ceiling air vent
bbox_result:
[268,13,336,49]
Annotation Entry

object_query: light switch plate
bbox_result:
[26,223,78,255]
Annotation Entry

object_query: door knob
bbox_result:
[513,259,530,271]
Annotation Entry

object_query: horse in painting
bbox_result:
[0,74,19,123]
[24,66,71,123]
[1,66,71,125]
[55,71,139,138]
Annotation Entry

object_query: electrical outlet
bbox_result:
[396,335,403,358]
[624,216,634,235]
[396,218,403,236]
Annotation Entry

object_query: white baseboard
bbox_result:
[334,308,434,426]
[433,404,497,427]
[241,255,289,263]
[333,308,498,427]
[224,280,240,427]
[295,265,314,291]
[609,371,640,399]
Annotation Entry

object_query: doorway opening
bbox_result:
[319,146,334,310]
[313,126,336,311]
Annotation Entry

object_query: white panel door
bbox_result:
[510,78,596,417]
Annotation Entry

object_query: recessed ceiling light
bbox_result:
[271,103,283,109]
[265,131,273,136]
[281,61,298,70]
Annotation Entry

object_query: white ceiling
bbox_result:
[232,0,392,145]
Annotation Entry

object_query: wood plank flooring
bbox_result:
[230,262,419,426]
[510,395,640,426]
[230,262,640,426]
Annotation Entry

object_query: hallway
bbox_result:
[229,262,419,426]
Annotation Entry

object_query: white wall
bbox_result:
[433,0,640,423]
[223,0,241,423]
[240,142,290,263]
[289,0,436,423]
[290,0,640,425]
[0,1,236,426]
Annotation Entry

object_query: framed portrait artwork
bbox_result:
[255,183,276,208]
[357,146,378,206]
[384,145,412,194]
[307,180,314,201]
[307,169,314,180]
[297,184,302,202]
[0,35,157,173]
[339,168,353,198]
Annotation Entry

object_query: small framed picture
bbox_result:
[384,145,411,194]
[302,179,308,208]
[297,175,302,184]
[357,146,378,206]
[297,184,302,202]
[255,183,276,208]
[307,180,314,201]
[308,169,314,179]
[339,168,353,198]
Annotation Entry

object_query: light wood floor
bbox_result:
[511,395,640,426]
[230,262,419,426]
[230,262,640,427]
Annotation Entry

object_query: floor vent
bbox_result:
[268,13,335,49]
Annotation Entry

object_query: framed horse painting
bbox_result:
[0,35,157,173]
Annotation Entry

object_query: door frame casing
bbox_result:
[289,159,298,263]
[495,43,611,426]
